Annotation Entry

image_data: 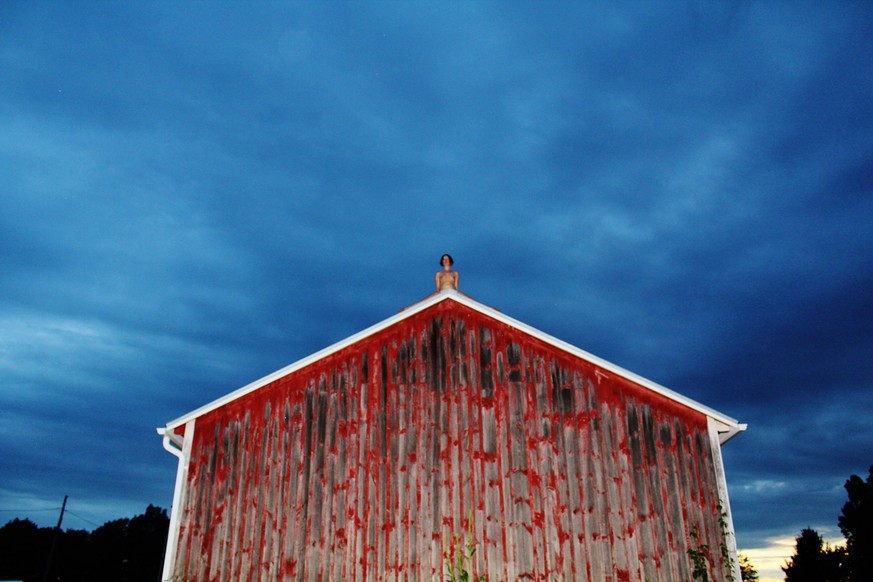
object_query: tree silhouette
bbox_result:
[782,528,847,582]
[0,518,51,581]
[0,505,168,582]
[738,552,758,581]
[839,465,873,581]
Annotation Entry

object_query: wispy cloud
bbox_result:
[0,3,870,557]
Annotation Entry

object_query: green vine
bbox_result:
[717,503,737,582]
[443,513,485,582]
[688,527,712,581]
[686,502,738,582]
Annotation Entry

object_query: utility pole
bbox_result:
[41,495,68,582]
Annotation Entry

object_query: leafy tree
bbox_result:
[782,528,847,582]
[0,505,168,582]
[125,504,170,581]
[838,465,873,581]
[738,552,758,581]
[88,504,169,582]
[0,518,50,581]
[53,528,91,581]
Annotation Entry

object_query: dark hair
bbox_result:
[439,254,454,266]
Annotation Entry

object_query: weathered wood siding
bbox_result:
[171,301,731,581]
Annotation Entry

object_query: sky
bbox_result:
[1,2,871,580]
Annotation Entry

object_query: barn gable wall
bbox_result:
[171,300,732,581]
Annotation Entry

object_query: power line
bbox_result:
[63,509,101,528]
[0,506,103,528]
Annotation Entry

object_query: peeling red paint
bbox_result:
[169,299,734,581]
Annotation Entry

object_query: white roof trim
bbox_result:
[161,289,743,433]
[715,420,749,445]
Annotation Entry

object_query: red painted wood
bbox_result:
[170,300,734,581]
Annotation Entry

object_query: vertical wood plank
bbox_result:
[170,302,736,582]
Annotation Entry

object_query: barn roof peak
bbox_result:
[159,288,745,443]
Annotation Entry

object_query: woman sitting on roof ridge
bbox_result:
[435,253,459,292]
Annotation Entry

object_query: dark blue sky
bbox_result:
[2,2,871,577]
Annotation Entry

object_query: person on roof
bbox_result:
[435,253,459,292]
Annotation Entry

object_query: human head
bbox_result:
[440,254,454,266]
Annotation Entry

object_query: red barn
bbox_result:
[158,290,745,581]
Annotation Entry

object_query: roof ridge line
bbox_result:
[161,290,743,432]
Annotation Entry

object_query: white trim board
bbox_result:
[159,290,745,438]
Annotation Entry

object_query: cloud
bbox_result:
[0,2,871,556]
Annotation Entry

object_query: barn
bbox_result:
[158,289,746,581]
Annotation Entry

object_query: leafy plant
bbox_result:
[738,553,759,581]
[443,513,485,582]
[687,503,738,582]
[688,527,712,581]
[717,503,737,582]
